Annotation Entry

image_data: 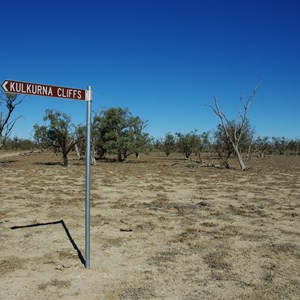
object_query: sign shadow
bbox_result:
[11,220,85,267]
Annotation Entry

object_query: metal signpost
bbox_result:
[85,86,92,269]
[1,79,92,269]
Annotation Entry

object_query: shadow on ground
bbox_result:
[10,220,85,267]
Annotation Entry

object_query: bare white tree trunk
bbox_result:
[246,144,252,161]
[0,93,23,149]
[232,144,246,170]
[91,143,97,165]
[75,144,81,159]
[205,82,260,170]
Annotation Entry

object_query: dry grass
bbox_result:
[0,151,300,299]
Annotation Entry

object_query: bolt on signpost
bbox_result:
[1,80,92,269]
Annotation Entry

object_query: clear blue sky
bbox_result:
[1,0,299,140]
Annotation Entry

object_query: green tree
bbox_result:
[272,137,289,156]
[289,139,300,156]
[33,109,83,166]
[200,131,211,158]
[131,117,152,158]
[91,108,108,160]
[175,131,201,159]
[153,138,163,152]
[162,132,176,157]
[94,107,150,162]
[3,137,36,151]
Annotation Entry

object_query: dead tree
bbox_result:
[0,93,23,149]
[206,82,260,170]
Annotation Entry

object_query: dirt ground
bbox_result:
[0,151,299,299]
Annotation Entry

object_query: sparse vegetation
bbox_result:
[0,92,23,149]
[0,151,299,299]
[6,93,291,167]
[1,137,37,151]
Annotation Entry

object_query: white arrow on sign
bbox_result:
[2,80,8,92]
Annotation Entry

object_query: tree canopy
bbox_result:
[34,109,83,166]
[93,107,151,162]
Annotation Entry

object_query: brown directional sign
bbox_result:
[1,80,86,101]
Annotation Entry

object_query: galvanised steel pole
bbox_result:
[85,85,92,269]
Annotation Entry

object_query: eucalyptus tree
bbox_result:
[200,131,211,155]
[94,107,150,162]
[197,131,212,162]
[3,137,36,151]
[33,109,83,166]
[292,139,300,156]
[162,132,176,157]
[175,130,201,159]
[272,137,291,156]
[131,117,152,158]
